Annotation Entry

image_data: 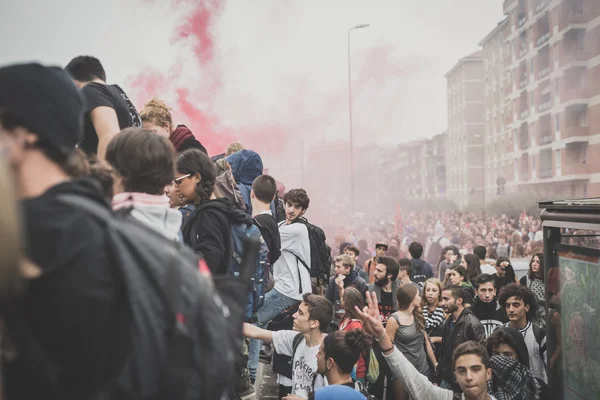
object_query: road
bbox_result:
[253,361,279,399]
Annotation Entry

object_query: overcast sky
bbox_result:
[1,0,503,183]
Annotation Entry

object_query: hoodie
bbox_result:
[112,192,182,241]
[169,124,207,154]
[182,197,252,276]
[326,269,367,320]
[409,258,433,289]
[11,179,131,400]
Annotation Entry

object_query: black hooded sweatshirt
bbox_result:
[182,198,252,276]
[470,296,508,338]
[4,179,131,400]
[253,213,281,265]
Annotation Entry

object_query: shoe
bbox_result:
[238,386,256,400]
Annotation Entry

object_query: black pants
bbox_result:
[279,385,292,399]
[368,343,395,400]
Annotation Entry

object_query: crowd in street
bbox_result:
[0,57,564,400]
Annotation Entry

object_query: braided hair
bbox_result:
[176,149,216,205]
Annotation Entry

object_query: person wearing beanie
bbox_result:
[65,55,141,159]
[0,63,131,400]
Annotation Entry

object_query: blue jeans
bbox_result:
[248,289,299,380]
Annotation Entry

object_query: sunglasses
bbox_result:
[172,174,191,187]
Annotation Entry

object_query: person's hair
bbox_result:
[140,97,173,131]
[473,245,487,260]
[521,233,530,243]
[475,273,496,289]
[463,254,481,282]
[65,55,106,82]
[498,283,538,321]
[444,285,465,302]
[226,142,244,156]
[421,278,443,308]
[342,287,364,320]
[451,265,468,283]
[386,245,400,260]
[397,283,425,331]
[105,128,176,195]
[323,330,372,374]
[408,242,423,259]
[334,254,354,269]
[252,175,277,203]
[345,245,360,257]
[378,256,400,281]
[498,232,508,240]
[487,246,498,259]
[398,257,412,275]
[0,160,25,299]
[486,329,527,366]
[303,293,334,332]
[283,188,310,210]
[452,341,490,371]
[528,253,544,281]
[358,239,368,251]
[176,148,216,204]
[87,154,114,199]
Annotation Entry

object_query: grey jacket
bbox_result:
[367,279,401,311]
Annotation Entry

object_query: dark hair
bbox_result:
[345,245,360,257]
[105,128,175,195]
[408,242,423,259]
[378,256,400,281]
[475,273,496,289]
[386,246,400,260]
[302,293,334,333]
[65,55,106,82]
[463,254,481,282]
[451,265,468,283]
[452,341,490,371]
[87,154,114,199]
[498,283,538,321]
[486,329,528,367]
[283,188,310,210]
[496,256,517,282]
[528,253,544,281]
[176,148,216,204]
[473,245,487,260]
[342,287,365,320]
[398,257,411,274]
[444,285,465,302]
[323,330,372,374]
[252,174,277,203]
[358,239,368,251]
[397,283,425,331]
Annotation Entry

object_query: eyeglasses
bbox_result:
[172,174,191,187]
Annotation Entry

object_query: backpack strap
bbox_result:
[291,332,304,359]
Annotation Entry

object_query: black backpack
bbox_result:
[42,194,251,400]
[293,217,332,286]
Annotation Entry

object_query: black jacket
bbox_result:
[182,198,252,276]
[326,270,367,320]
[439,307,486,385]
[5,179,131,400]
[470,297,508,337]
[253,213,281,265]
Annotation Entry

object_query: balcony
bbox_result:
[520,172,531,181]
[539,131,552,145]
[558,4,587,32]
[562,126,590,140]
[534,0,550,15]
[538,66,551,79]
[518,16,528,29]
[504,0,517,14]
[519,77,529,88]
[519,46,528,59]
[539,169,553,179]
[536,32,550,47]
[564,163,589,176]
[561,87,589,105]
[520,109,530,119]
[560,50,588,68]
[538,100,552,113]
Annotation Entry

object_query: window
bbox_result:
[573,0,584,13]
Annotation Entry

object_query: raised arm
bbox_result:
[243,322,274,343]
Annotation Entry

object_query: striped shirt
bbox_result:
[423,305,446,333]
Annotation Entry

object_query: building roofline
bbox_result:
[478,17,509,46]
[445,50,483,78]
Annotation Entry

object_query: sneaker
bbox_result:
[238,386,256,400]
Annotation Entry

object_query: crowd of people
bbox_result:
[0,56,565,400]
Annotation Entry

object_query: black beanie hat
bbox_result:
[0,63,84,154]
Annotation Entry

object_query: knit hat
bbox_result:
[314,385,366,399]
[0,63,83,153]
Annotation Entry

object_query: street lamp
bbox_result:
[348,23,370,213]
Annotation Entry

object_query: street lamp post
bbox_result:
[347,23,369,213]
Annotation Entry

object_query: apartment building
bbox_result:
[500,0,600,200]
[445,52,486,208]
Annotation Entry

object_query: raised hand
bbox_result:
[354,291,385,338]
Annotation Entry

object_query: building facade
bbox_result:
[445,52,486,208]
[499,0,600,200]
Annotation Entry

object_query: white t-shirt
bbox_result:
[273,330,327,398]
[274,221,312,300]
[481,263,496,275]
